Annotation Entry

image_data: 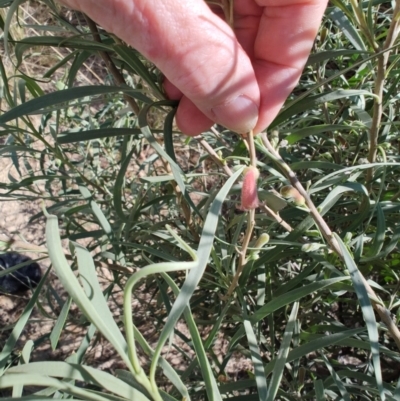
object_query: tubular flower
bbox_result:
[241,166,260,210]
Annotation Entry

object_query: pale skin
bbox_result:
[58,0,328,136]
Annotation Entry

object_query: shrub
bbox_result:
[1,1,400,400]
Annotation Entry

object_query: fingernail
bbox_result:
[211,95,258,133]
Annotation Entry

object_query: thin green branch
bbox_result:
[225,208,255,299]
[224,130,258,298]
[367,0,400,187]
[123,225,197,401]
[197,137,233,177]
[349,0,379,50]
[198,134,294,233]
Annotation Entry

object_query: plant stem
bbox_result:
[247,130,257,167]
[259,203,293,233]
[198,135,294,233]
[367,0,400,188]
[349,0,379,50]
[225,208,255,299]
[85,16,141,116]
[260,132,400,351]
[197,137,233,177]
[224,130,258,298]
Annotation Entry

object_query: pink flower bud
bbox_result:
[241,166,260,210]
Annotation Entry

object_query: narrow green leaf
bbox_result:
[79,185,113,236]
[0,370,149,401]
[44,211,132,371]
[306,49,369,65]
[151,168,243,396]
[362,222,400,262]
[163,107,178,163]
[264,327,365,376]
[21,340,34,365]
[0,267,48,375]
[118,324,189,401]
[315,379,325,401]
[162,273,222,401]
[328,7,367,50]
[334,233,384,401]
[312,163,400,189]
[113,147,136,220]
[50,296,72,351]
[244,320,268,401]
[251,277,348,323]
[57,127,142,143]
[290,161,344,172]
[14,36,113,67]
[286,124,354,145]
[367,203,386,257]
[266,302,299,401]
[3,0,27,57]
[320,353,351,401]
[274,89,374,126]
[67,50,93,88]
[0,85,152,124]
[113,44,164,99]
[139,101,201,219]
[43,50,77,78]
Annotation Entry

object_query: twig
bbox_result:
[160,157,200,242]
[261,133,338,252]
[210,126,231,148]
[198,135,294,233]
[84,16,140,116]
[224,131,257,297]
[349,0,379,51]
[260,132,400,351]
[224,209,255,299]
[197,137,233,177]
[259,203,293,233]
[367,1,400,188]
[247,130,257,168]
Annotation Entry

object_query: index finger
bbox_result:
[253,0,328,132]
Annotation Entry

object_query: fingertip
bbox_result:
[163,77,183,100]
[175,96,214,136]
[211,95,259,134]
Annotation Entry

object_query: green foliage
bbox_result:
[0,1,400,400]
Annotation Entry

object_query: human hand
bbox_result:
[58,0,328,135]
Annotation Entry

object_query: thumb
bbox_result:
[59,0,260,134]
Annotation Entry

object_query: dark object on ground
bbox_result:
[0,252,42,294]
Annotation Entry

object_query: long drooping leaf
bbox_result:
[0,85,152,124]
[44,210,132,371]
[251,277,349,323]
[244,319,268,401]
[334,234,385,401]
[5,362,149,401]
[266,302,299,401]
[149,168,243,395]
[264,327,365,376]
